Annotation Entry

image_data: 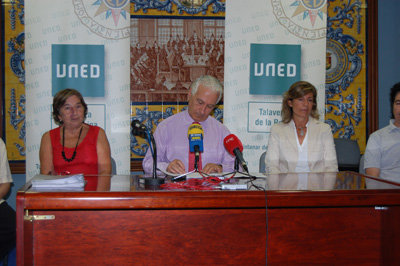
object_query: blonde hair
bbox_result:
[281,81,319,123]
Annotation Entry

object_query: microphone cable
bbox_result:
[161,171,236,190]
[146,128,154,158]
[243,175,268,265]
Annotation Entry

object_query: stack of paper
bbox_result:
[31,174,85,189]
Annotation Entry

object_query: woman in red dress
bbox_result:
[39,89,112,190]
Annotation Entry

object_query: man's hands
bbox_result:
[166,160,223,175]
[202,163,223,174]
[166,159,186,174]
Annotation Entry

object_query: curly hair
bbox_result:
[281,81,319,123]
[52,88,88,125]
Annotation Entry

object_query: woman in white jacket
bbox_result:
[265,81,338,174]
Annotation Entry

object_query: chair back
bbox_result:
[111,157,117,175]
[259,151,267,173]
[334,138,361,171]
[359,154,365,174]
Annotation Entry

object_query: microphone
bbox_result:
[131,120,164,187]
[223,134,249,173]
[188,122,204,170]
[131,120,147,137]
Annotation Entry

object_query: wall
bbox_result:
[378,0,400,129]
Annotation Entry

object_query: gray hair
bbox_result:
[190,75,223,103]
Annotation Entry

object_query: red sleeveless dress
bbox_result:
[50,125,100,190]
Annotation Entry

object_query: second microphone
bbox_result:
[188,122,204,171]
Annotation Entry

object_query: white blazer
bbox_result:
[265,118,338,173]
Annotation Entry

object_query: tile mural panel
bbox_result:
[1,0,369,164]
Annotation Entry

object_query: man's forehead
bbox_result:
[194,86,219,103]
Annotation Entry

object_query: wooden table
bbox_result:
[16,172,400,265]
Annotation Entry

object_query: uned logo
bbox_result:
[249,44,301,95]
[52,44,105,97]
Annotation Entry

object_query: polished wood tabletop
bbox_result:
[17,171,400,265]
[18,171,400,209]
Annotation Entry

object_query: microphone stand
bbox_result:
[234,157,239,172]
[150,133,157,179]
[194,158,199,171]
[131,120,164,187]
[233,158,255,179]
[144,131,165,187]
[194,146,200,171]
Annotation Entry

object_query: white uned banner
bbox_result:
[25,0,131,179]
[224,0,327,172]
